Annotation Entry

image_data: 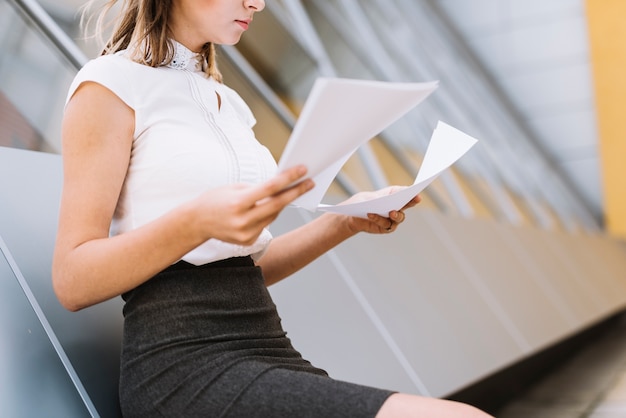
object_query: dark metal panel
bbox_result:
[0,239,93,417]
[0,146,123,417]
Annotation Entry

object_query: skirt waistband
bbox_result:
[164,256,255,273]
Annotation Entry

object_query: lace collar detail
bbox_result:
[166,40,205,73]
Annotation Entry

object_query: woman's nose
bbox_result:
[245,0,265,12]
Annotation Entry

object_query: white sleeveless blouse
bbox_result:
[66,42,277,265]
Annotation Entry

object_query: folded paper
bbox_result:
[276,77,478,218]
[317,121,478,218]
[277,77,439,210]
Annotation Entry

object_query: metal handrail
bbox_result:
[11,0,88,70]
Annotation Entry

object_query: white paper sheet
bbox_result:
[277,77,439,210]
[317,121,478,218]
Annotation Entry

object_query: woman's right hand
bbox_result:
[190,165,314,246]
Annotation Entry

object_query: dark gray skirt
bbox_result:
[119,257,393,417]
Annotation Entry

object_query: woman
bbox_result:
[52,0,492,416]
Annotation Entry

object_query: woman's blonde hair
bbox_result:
[82,0,222,81]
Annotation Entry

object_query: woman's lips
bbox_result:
[235,20,250,30]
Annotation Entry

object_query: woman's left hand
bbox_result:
[340,186,421,235]
[260,186,420,285]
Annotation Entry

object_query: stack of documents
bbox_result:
[276,77,478,218]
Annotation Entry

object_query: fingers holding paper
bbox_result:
[366,210,402,234]
[192,165,314,246]
[338,186,421,235]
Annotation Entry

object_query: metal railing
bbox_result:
[10,0,87,69]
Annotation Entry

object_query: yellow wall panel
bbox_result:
[586,0,626,239]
